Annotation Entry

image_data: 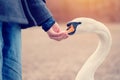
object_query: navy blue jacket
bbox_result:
[0,0,55,31]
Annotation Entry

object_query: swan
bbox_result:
[66,18,112,80]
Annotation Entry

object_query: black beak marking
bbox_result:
[66,22,81,35]
[67,22,81,27]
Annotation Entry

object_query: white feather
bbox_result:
[69,18,112,80]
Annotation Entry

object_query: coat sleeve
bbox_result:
[27,0,55,31]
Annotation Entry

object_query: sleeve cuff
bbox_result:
[41,17,55,32]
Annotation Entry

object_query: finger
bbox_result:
[50,32,69,41]
[49,34,64,40]
[59,31,69,39]
[52,23,61,33]
[49,33,66,41]
[48,30,65,37]
[48,32,63,37]
[50,37,62,41]
[63,35,69,39]
[64,31,69,39]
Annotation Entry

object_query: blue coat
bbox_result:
[0,0,53,29]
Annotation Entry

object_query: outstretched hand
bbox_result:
[47,23,69,41]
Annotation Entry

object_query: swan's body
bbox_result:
[66,18,112,80]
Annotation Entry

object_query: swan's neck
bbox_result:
[75,27,112,80]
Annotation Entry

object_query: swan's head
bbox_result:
[66,18,101,35]
[66,22,81,35]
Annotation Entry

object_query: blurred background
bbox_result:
[47,0,120,23]
[22,0,120,80]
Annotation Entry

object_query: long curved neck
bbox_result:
[75,26,112,80]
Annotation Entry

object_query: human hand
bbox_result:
[47,22,69,41]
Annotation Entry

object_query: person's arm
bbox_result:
[41,16,68,41]
[28,0,68,41]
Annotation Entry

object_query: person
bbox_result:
[0,0,68,80]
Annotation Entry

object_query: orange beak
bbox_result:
[66,25,75,34]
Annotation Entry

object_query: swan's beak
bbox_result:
[66,22,81,35]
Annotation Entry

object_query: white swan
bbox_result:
[66,18,112,80]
